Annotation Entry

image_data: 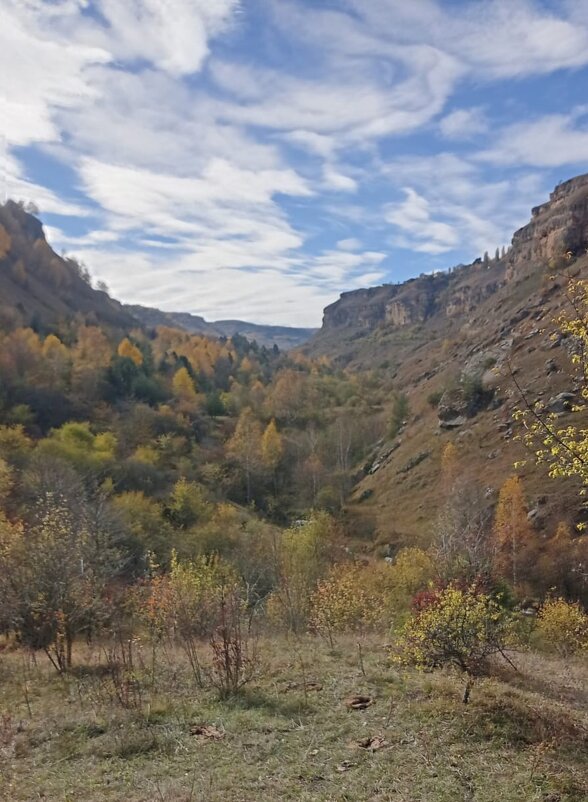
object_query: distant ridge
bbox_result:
[126,304,317,350]
[0,200,316,349]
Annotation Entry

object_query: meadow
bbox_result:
[1,634,587,802]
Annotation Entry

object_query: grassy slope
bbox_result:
[318,259,588,550]
[1,637,586,801]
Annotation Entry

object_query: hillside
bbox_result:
[0,201,314,351]
[0,201,135,333]
[127,304,316,350]
[305,173,588,550]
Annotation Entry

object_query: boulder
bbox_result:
[545,392,575,414]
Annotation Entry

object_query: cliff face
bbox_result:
[305,173,588,551]
[509,173,588,270]
[317,172,588,345]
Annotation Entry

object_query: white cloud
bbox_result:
[439,107,487,140]
[77,157,312,261]
[478,111,588,167]
[2,153,90,217]
[210,48,462,142]
[283,131,337,159]
[337,238,362,251]
[342,0,588,78]
[382,155,546,256]
[63,243,388,327]
[87,0,241,78]
[386,188,460,254]
[0,2,109,147]
[323,166,358,193]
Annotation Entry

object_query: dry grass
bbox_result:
[0,636,587,801]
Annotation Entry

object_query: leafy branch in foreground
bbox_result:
[512,278,588,510]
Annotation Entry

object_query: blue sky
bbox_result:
[3,0,588,326]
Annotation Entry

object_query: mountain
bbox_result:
[305,173,588,550]
[0,200,316,350]
[127,304,316,350]
[0,200,135,333]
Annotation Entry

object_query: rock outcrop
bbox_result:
[306,173,588,549]
[509,173,588,270]
[316,172,588,342]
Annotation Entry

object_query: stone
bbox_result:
[545,358,558,375]
[545,392,575,413]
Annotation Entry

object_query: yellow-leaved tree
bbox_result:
[512,276,588,597]
[261,419,284,472]
[172,366,197,403]
[515,278,588,497]
[117,337,143,366]
[440,441,459,490]
[261,418,284,496]
[227,408,263,503]
[493,475,535,591]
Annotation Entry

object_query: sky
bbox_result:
[3,0,588,327]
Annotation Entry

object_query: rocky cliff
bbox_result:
[306,173,588,551]
[317,172,588,350]
[509,173,588,270]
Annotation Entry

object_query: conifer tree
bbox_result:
[172,366,197,402]
[117,337,143,366]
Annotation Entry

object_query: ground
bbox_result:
[0,636,587,801]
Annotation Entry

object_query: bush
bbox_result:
[389,393,409,438]
[393,583,512,702]
[427,390,443,408]
[309,563,380,646]
[376,548,436,620]
[535,597,588,656]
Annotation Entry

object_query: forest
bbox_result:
[0,241,587,800]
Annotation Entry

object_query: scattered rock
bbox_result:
[545,358,558,375]
[545,392,575,414]
[397,451,430,474]
[439,415,467,429]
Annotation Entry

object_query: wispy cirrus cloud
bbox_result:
[478,109,588,167]
[2,0,588,325]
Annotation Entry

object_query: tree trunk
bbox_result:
[66,629,73,669]
[462,677,473,704]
